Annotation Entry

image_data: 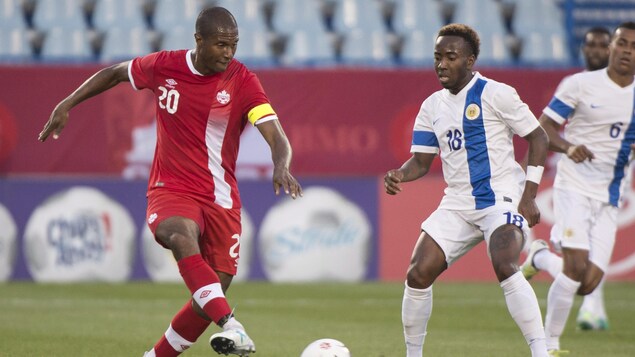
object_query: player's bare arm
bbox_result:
[518,125,549,227]
[39,61,130,142]
[384,152,435,195]
[256,119,302,199]
[538,113,595,163]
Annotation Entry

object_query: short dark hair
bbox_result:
[437,23,480,59]
[584,26,611,40]
[614,21,635,34]
[195,7,237,38]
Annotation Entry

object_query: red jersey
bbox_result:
[128,50,277,209]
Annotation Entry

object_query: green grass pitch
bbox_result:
[1,281,634,356]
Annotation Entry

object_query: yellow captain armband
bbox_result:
[247,103,277,125]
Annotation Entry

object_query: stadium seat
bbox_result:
[399,29,434,65]
[450,0,510,64]
[40,26,93,61]
[392,0,443,34]
[522,31,568,64]
[214,0,269,33]
[234,28,275,65]
[152,0,200,33]
[271,0,327,34]
[332,0,387,33]
[339,28,391,65]
[271,0,336,66]
[0,28,33,61]
[32,0,87,31]
[513,0,569,64]
[100,26,152,62]
[0,0,28,30]
[92,0,147,31]
[283,29,337,66]
[159,25,195,51]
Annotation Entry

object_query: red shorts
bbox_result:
[146,189,242,275]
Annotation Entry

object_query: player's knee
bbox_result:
[577,284,596,295]
[563,259,588,282]
[155,218,199,251]
[492,262,518,282]
[406,265,433,289]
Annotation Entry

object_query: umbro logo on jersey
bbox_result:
[165,79,178,88]
[590,103,601,109]
[148,213,158,224]
[216,90,231,105]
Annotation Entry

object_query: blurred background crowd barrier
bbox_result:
[2,0,635,283]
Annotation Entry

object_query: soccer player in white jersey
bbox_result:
[384,24,550,357]
[521,22,635,355]
[521,26,613,333]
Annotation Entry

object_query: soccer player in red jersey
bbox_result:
[39,7,302,356]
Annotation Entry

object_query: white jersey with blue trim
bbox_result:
[411,72,539,210]
[543,69,635,207]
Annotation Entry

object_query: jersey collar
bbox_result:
[186,49,204,76]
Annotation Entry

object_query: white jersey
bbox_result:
[543,69,635,207]
[411,72,539,210]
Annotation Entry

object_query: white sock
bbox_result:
[545,273,581,350]
[580,278,606,318]
[533,249,563,279]
[402,283,432,357]
[500,272,548,357]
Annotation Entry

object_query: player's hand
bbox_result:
[566,144,594,163]
[272,167,302,199]
[518,196,540,228]
[39,105,69,142]
[384,169,404,195]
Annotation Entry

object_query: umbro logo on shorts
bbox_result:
[148,213,158,224]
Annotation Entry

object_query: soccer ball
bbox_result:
[300,338,351,357]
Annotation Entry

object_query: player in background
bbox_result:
[384,24,550,357]
[520,22,635,355]
[39,7,302,357]
[581,27,612,71]
[521,26,613,332]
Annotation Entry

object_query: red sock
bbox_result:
[152,300,211,357]
[177,254,232,324]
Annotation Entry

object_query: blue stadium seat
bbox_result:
[271,0,327,34]
[214,0,268,33]
[399,29,434,65]
[332,0,387,33]
[0,28,32,61]
[40,26,93,61]
[283,29,337,66]
[340,28,391,65]
[32,0,88,31]
[152,0,200,33]
[159,25,195,51]
[92,0,147,31]
[100,26,152,62]
[234,28,274,65]
[513,0,569,64]
[450,0,511,64]
[272,0,335,66]
[0,0,28,30]
[392,0,443,34]
[522,31,568,64]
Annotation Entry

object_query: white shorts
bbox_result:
[550,188,617,272]
[421,202,530,267]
